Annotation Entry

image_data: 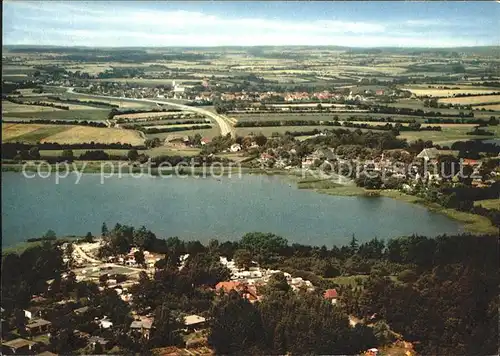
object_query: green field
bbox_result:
[400,125,500,145]
[235,125,384,137]
[232,111,490,124]
[147,126,220,140]
[2,108,111,121]
[474,199,499,210]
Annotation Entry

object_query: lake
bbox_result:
[1,172,464,247]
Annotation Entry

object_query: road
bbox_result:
[73,243,101,264]
[65,87,235,137]
[72,242,147,273]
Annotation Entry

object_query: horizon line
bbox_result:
[4,44,500,50]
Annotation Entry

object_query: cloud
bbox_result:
[2,1,497,47]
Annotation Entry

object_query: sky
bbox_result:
[3,1,499,48]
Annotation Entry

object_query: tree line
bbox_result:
[4,119,107,128]
[6,97,70,110]
[51,96,119,108]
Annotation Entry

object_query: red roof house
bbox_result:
[323,288,338,300]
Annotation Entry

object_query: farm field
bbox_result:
[147,127,220,141]
[66,94,154,109]
[2,100,63,113]
[2,109,110,121]
[39,149,129,157]
[2,123,144,145]
[113,111,188,120]
[2,123,71,143]
[438,95,500,105]
[400,125,500,145]
[143,124,213,130]
[40,126,145,145]
[474,199,499,210]
[94,78,200,86]
[231,112,486,124]
[145,146,201,156]
[475,104,500,111]
[400,87,499,97]
[235,125,384,137]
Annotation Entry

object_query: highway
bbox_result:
[65,87,235,137]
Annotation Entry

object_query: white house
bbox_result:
[98,317,113,329]
[230,143,242,152]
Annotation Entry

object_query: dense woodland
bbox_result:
[2,223,498,355]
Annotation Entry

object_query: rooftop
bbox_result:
[37,351,58,356]
[323,288,338,299]
[2,338,36,349]
[27,318,52,329]
[73,306,89,314]
[183,314,206,326]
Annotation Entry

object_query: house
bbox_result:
[88,336,111,352]
[366,347,379,356]
[215,281,260,303]
[462,158,479,166]
[201,137,211,145]
[183,315,206,331]
[31,296,47,304]
[98,316,113,329]
[260,153,273,161]
[37,351,58,356]
[216,281,243,293]
[2,338,38,354]
[165,135,189,148]
[26,319,51,336]
[130,317,154,340]
[24,309,35,320]
[74,330,90,340]
[323,288,338,305]
[314,148,335,160]
[73,306,89,315]
[230,143,242,152]
[416,148,439,161]
[302,158,314,169]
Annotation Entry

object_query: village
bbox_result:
[1,236,346,356]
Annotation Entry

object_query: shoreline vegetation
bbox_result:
[2,163,497,235]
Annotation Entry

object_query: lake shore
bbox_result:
[2,162,496,235]
[298,181,497,235]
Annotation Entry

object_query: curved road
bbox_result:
[65,87,234,137]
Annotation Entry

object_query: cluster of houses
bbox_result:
[214,256,338,304]
[217,87,400,104]
[1,239,346,355]
[257,143,496,190]
[104,247,162,269]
